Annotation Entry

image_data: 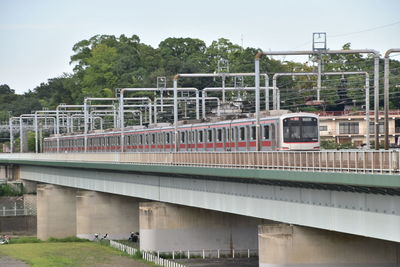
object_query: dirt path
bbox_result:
[0,256,28,267]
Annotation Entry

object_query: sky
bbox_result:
[0,0,399,94]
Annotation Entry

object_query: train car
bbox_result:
[43,113,319,153]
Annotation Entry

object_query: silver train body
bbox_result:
[43,113,320,153]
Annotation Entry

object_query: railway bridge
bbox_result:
[1,150,399,266]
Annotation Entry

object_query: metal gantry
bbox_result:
[255,49,381,149]
[271,71,370,148]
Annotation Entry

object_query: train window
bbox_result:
[198,130,203,142]
[139,135,143,145]
[217,129,222,142]
[166,132,170,144]
[181,132,185,143]
[207,129,213,142]
[240,127,245,141]
[251,126,256,140]
[152,133,156,144]
[263,125,270,139]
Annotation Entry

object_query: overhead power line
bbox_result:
[330,20,400,38]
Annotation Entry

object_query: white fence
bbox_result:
[3,150,400,174]
[0,207,36,216]
[109,240,186,267]
[154,248,258,259]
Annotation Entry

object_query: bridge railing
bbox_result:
[2,150,400,174]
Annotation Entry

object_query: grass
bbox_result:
[0,241,128,267]
[8,236,42,244]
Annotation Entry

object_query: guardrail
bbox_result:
[2,150,400,174]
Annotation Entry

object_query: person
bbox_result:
[133,232,139,243]
[128,232,135,242]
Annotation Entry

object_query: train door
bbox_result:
[238,127,246,151]
[216,128,224,151]
[206,129,213,151]
[249,125,257,151]
[150,133,154,151]
[271,123,277,150]
[180,131,186,151]
[145,133,149,152]
[133,135,138,152]
[164,132,170,152]
[191,130,196,151]
[116,135,121,152]
[261,124,271,151]
[139,134,144,152]
[197,130,204,151]
[232,127,238,151]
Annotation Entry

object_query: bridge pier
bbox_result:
[258,224,400,266]
[76,190,140,240]
[140,202,267,253]
[37,184,77,240]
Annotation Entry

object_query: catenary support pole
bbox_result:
[384,49,400,150]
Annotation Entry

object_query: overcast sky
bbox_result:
[1,0,399,94]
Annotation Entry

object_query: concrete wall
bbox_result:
[23,194,36,212]
[0,166,6,179]
[22,180,37,194]
[37,184,77,240]
[259,224,400,267]
[0,215,36,235]
[76,190,140,240]
[140,202,269,252]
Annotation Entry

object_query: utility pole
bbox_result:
[312,32,327,102]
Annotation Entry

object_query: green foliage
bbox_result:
[321,140,338,149]
[47,236,90,242]
[27,131,35,152]
[0,184,23,196]
[1,37,400,119]
[321,140,356,150]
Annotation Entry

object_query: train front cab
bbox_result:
[279,114,320,151]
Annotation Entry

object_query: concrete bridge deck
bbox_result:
[0,151,399,243]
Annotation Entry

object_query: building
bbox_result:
[317,110,400,147]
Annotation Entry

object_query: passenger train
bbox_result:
[43,113,320,152]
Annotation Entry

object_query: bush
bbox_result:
[0,184,23,196]
[9,237,42,244]
[47,236,90,242]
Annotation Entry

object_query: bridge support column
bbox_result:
[258,224,400,267]
[0,165,6,179]
[76,191,139,240]
[140,202,267,253]
[37,184,76,240]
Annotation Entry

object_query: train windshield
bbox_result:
[283,117,318,143]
